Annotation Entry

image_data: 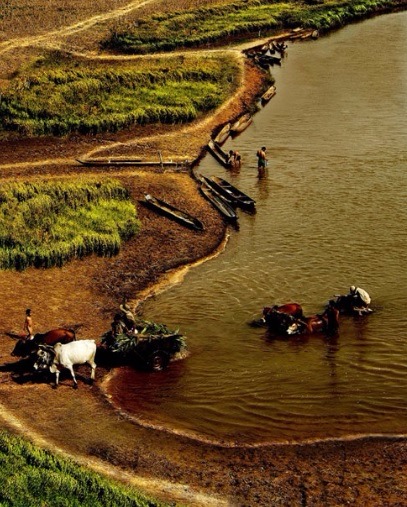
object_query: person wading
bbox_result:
[256,146,267,177]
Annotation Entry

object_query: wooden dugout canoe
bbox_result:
[141,194,204,231]
[207,139,232,169]
[76,158,189,167]
[199,182,238,222]
[261,85,277,103]
[207,176,256,210]
[213,123,231,145]
[230,113,253,135]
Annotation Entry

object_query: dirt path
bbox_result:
[0,0,157,56]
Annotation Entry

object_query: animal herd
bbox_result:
[11,328,96,389]
[7,291,372,388]
[260,291,373,337]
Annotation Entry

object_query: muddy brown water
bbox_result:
[108,13,407,445]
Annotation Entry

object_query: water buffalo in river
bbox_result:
[330,295,373,316]
[11,328,77,358]
[286,304,340,336]
[262,303,304,334]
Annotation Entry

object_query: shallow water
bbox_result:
[109,12,407,445]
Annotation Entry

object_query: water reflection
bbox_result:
[110,12,407,444]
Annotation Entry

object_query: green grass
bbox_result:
[0,53,240,136]
[0,179,140,270]
[0,431,164,506]
[104,0,403,53]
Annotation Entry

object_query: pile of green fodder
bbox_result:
[0,53,239,136]
[104,0,401,53]
[102,319,187,357]
[0,178,140,270]
[0,431,165,506]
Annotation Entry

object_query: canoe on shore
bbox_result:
[261,85,277,103]
[140,194,204,231]
[230,113,253,135]
[213,123,231,145]
[199,179,238,222]
[207,176,256,210]
[207,140,232,169]
[76,158,189,167]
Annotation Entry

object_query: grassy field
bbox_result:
[0,431,164,506]
[0,52,240,136]
[104,0,402,53]
[1,0,402,137]
[0,178,140,270]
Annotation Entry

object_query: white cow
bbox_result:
[34,340,97,388]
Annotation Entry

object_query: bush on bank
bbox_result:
[0,431,164,506]
[0,54,239,137]
[0,179,140,270]
[104,0,403,53]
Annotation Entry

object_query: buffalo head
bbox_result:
[33,344,56,371]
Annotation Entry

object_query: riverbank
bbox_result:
[1,6,407,507]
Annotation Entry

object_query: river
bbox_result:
[108,12,407,445]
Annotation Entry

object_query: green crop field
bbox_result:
[0,53,240,137]
[0,431,164,506]
[104,0,401,53]
[0,179,140,270]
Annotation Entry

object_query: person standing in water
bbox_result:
[257,146,267,177]
[24,308,34,339]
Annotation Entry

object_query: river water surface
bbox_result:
[109,12,407,445]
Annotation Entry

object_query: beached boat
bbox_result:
[207,176,256,210]
[261,85,277,103]
[76,158,188,167]
[199,181,238,222]
[141,194,204,231]
[259,53,282,65]
[207,140,232,168]
[199,175,234,206]
[230,113,253,135]
[213,123,231,145]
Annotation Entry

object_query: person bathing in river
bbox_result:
[228,150,241,168]
[348,285,371,311]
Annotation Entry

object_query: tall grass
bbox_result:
[0,179,140,270]
[0,430,164,506]
[0,54,239,136]
[104,0,402,53]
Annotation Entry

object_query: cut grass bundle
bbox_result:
[0,178,140,270]
[0,53,240,137]
[0,431,164,506]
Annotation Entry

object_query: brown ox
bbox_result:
[262,303,304,334]
[263,303,304,320]
[287,305,340,336]
[11,328,77,358]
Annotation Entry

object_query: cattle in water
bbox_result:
[330,295,373,316]
[287,304,340,336]
[263,303,304,320]
[262,303,304,334]
[33,340,97,388]
[11,328,76,358]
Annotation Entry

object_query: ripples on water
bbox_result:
[109,12,407,444]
